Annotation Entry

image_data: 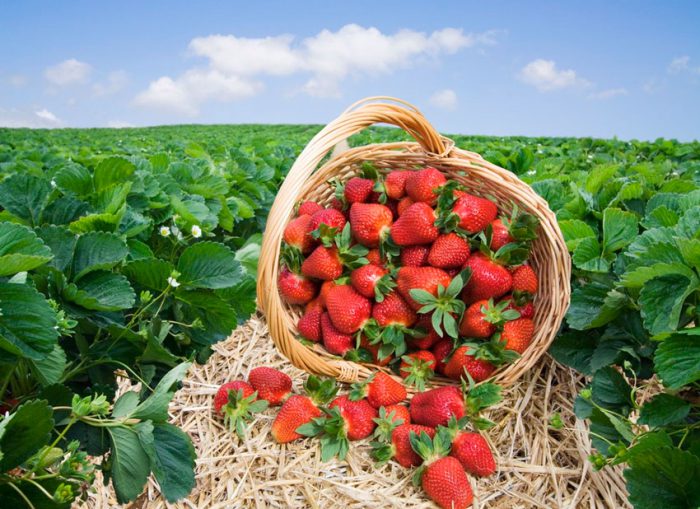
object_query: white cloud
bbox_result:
[588,88,628,100]
[519,59,590,92]
[3,74,27,87]
[35,108,60,123]
[135,24,497,113]
[92,70,129,96]
[106,120,135,128]
[44,59,92,86]
[429,89,458,110]
[667,55,700,75]
[0,107,62,128]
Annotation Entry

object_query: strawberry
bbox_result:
[271,376,338,443]
[283,214,316,254]
[329,395,378,440]
[503,295,535,319]
[461,252,513,304]
[512,264,538,296]
[371,405,408,442]
[385,404,411,425]
[459,298,519,338]
[385,170,412,199]
[406,167,446,204]
[391,202,439,246]
[319,280,339,307]
[451,193,498,233]
[411,431,473,509]
[359,335,392,367]
[297,304,323,342]
[350,263,394,301]
[349,203,393,248]
[214,381,268,438]
[431,339,454,375]
[298,200,323,217]
[373,424,436,467]
[397,196,415,216]
[400,351,436,390]
[489,218,514,250]
[365,248,384,267]
[248,367,292,406]
[428,233,470,269]
[325,284,372,334]
[501,318,535,354]
[396,266,452,311]
[444,346,496,382]
[321,312,354,356]
[279,267,317,305]
[408,314,441,350]
[488,207,540,249]
[350,371,407,409]
[302,245,343,281]
[309,208,346,234]
[400,245,430,267]
[366,292,417,360]
[371,292,417,328]
[410,386,465,428]
[344,177,374,204]
[452,432,496,477]
[330,197,345,212]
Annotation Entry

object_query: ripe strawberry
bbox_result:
[501,318,535,354]
[374,424,436,467]
[350,263,393,301]
[319,280,339,307]
[214,381,254,413]
[444,346,496,382]
[400,245,430,267]
[350,371,407,409]
[410,386,465,428]
[321,312,354,356]
[283,214,316,254]
[279,267,317,305]
[271,376,338,443]
[409,314,441,350]
[451,193,498,233]
[372,292,417,328]
[406,167,446,204]
[489,218,514,250]
[330,197,345,212]
[461,253,513,304]
[359,335,392,367]
[384,170,411,199]
[214,381,268,438]
[503,295,535,318]
[385,404,411,425]
[451,431,496,477]
[302,245,343,281]
[397,196,415,216]
[297,304,323,342]
[431,339,453,375]
[349,202,393,248]
[329,395,379,440]
[365,248,384,267]
[325,284,372,334]
[344,177,375,204]
[309,208,347,234]
[298,200,323,217]
[400,351,436,390]
[428,233,470,269]
[248,367,292,406]
[391,202,439,246]
[512,264,538,295]
[459,298,518,338]
[396,266,452,311]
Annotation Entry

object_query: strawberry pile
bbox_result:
[214,367,502,509]
[279,165,540,387]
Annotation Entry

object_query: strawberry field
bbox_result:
[0,124,699,508]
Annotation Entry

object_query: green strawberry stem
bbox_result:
[372,406,405,442]
[400,355,435,392]
[297,407,350,462]
[409,269,471,339]
[222,389,269,439]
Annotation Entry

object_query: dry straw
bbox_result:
[257,96,571,388]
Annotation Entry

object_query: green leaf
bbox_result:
[69,211,123,233]
[176,291,240,346]
[35,225,77,271]
[107,424,151,503]
[177,241,242,289]
[130,362,191,421]
[586,164,620,194]
[654,330,700,389]
[643,205,679,229]
[639,274,698,335]
[676,206,700,239]
[0,399,54,471]
[572,237,611,272]
[566,282,624,330]
[148,423,196,502]
[678,238,700,269]
[41,194,89,226]
[54,163,94,196]
[28,344,67,386]
[624,447,700,509]
[590,366,633,414]
[558,219,596,251]
[72,231,128,280]
[0,282,58,360]
[549,330,597,375]
[0,222,53,275]
[0,174,50,226]
[620,262,696,288]
[63,271,136,311]
[93,156,135,192]
[602,207,638,254]
[112,391,140,418]
[638,394,691,428]
[123,259,174,291]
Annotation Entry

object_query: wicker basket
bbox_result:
[258,97,570,388]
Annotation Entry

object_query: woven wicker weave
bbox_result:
[257,97,570,388]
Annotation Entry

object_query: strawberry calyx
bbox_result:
[459,378,503,430]
[303,375,339,406]
[409,269,471,339]
[477,238,530,266]
[220,389,269,438]
[363,318,413,360]
[464,338,520,367]
[409,428,453,485]
[297,406,350,461]
[348,374,373,401]
[371,405,406,444]
[280,243,303,274]
[399,354,435,391]
[329,177,348,210]
[373,271,397,302]
[344,347,375,363]
[481,298,521,325]
[502,204,539,242]
[434,181,468,234]
[379,236,401,269]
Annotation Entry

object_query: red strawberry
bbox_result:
[329,394,378,440]
[380,424,436,467]
[400,351,436,390]
[410,386,465,428]
[350,371,407,409]
[344,177,375,204]
[359,335,392,367]
[451,193,498,233]
[349,203,393,247]
[321,312,354,356]
[298,200,323,217]
[365,248,384,267]
[400,245,430,267]
[385,404,411,425]
[489,218,514,250]
[459,300,496,338]
[397,196,415,216]
[451,432,496,477]
[248,367,292,406]
[503,296,535,319]
[214,381,268,437]
[431,339,453,375]
[325,284,372,334]
[461,253,513,304]
[302,245,343,281]
[283,214,316,254]
[385,170,412,199]
[271,376,338,443]
[391,202,439,246]
[427,233,470,269]
[297,304,323,342]
[372,292,417,328]
[396,266,452,311]
[501,318,535,354]
[409,314,441,350]
[406,167,446,204]
[512,264,538,295]
[350,264,390,300]
[444,346,496,382]
[214,381,254,413]
[310,208,347,234]
[279,267,317,305]
[419,455,473,509]
[319,280,339,307]
[330,197,345,212]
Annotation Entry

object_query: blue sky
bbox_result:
[1,0,699,140]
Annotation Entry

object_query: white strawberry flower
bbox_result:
[167,276,180,288]
[159,226,171,237]
[191,225,202,238]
